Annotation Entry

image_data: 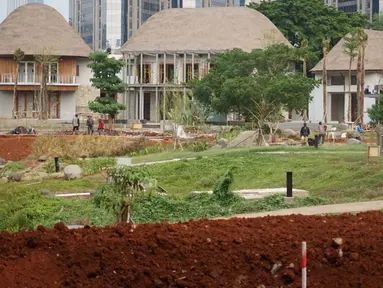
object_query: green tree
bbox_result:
[370,12,383,31]
[12,48,25,119]
[88,52,126,128]
[343,30,359,122]
[249,0,367,69]
[190,45,319,145]
[368,97,383,125]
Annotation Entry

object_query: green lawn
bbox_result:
[0,144,380,230]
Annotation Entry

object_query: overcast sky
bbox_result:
[0,0,69,24]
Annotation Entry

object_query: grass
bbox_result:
[0,144,380,231]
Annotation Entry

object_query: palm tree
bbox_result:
[359,29,368,124]
[12,48,25,119]
[356,29,368,124]
[300,39,309,121]
[342,31,358,122]
[322,39,329,123]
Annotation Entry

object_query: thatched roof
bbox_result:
[311,30,383,73]
[121,7,290,54]
[0,3,92,57]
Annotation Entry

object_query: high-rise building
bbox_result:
[70,0,252,52]
[325,0,383,22]
[7,0,44,15]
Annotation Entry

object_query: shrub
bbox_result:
[0,162,25,177]
[185,140,210,152]
[212,170,234,201]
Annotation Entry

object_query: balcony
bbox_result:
[0,73,77,85]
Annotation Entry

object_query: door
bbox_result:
[331,93,345,122]
[48,92,60,119]
[144,93,151,121]
[351,93,357,122]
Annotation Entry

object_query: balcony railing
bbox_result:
[0,73,77,85]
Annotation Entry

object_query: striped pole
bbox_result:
[302,241,307,288]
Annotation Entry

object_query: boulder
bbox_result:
[0,158,6,165]
[348,138,362,145]
[8,172,23,182]
[217,138,228,148]
[64,165,83,180]
[38,155,49,162]
[0,177,8,183]
[281,129,299,138]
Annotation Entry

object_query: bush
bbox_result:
[0,162,25,177]
[212,170,234,201]
[185,140,210,152]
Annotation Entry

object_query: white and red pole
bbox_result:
[302,241,307,288]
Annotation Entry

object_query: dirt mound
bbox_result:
[0,135,35,161]
[0,212,383,287]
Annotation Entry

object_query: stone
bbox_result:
[217,138,228,148]
[0,177,8,183]
[338,249,343,258]
[38,155,49,162]
[64,165,83,180]
[348,138,362,145]
[282,129,299,138]
[271,263,282,274]
[350,252,360,261]
[332,237,344,248]
[80,154,89,159]
[257,285,266,288]
[0,158,6,165]
[8,172,23,182]
[288,263,295,269]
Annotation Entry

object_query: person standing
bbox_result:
[72,114,80,133]
[318,122,326,145]
[355,122,364,141]
[300,123,310,145]
[98,119,105,135]
[87,116,94,135]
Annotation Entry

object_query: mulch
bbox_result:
[0,212,382,287]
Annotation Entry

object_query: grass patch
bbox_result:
[0,161,25,177]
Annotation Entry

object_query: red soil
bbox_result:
[0,212,383,287]
[0,135,36,161]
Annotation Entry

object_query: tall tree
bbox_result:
[342,31,359,122]
[88,52,126,128]
[190,45,318,145]
[12,49,25,119]
[359,29,368,124]
[34,50,59,120]
[249,0,367,70]
[322,40,329,123]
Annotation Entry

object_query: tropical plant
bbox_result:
[343,30,359,122]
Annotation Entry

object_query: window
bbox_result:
[136,64,151,83]
[159,64,175,83]
[76,65,80,77]
[185,63,199,82]
[351,75,357,85]
[330,75,344,86]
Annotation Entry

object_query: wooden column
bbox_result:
[173,53,176,84]
[163,53,167,84]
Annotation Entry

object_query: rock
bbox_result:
[347,138,362,145]
[338,249,343,258]
[288,263,295,269]
[0,165,4,171]
[0,158,6,165]
[282,129,299,138]
[332,237,344,247]
[8,172,23,182]
[64,165,83,180]
[281,270,296,284]
[217,138,228,148]
[271,263,282,274]
[257,285,266,288]
[80,154,89,159]
[38,155,48,162]
[0,177,8,183]
[350,252,360,261]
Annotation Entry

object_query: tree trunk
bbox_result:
[302,59,308,121]
[12,63,19,119]
[322,41,328,123]
[361,45,366,124]
[348,58,352,122]
[356,47,362,123]
[108,114,113,130]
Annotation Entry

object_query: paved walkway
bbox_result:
[221,200,383,219]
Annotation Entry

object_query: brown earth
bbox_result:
[0,212,383,287]
[0,135,36,161]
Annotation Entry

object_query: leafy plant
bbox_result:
[212,170,234,201]
[0,162,25,178]
[185,140,210,152]
[93,166,154,223]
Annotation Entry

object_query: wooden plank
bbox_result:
[0,85,78,91]
[59,57,76,76]
[0,58,17,75]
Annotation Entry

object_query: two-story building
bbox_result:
[0,3,96,122]
[310,29,383,124]
[119,7,291,125]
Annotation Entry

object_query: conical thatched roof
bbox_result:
[121,7,290,54]
[311,30,383,73]
[0,3,92,57]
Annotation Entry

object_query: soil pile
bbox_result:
[0,135,35,161]
[0,212,382,287]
